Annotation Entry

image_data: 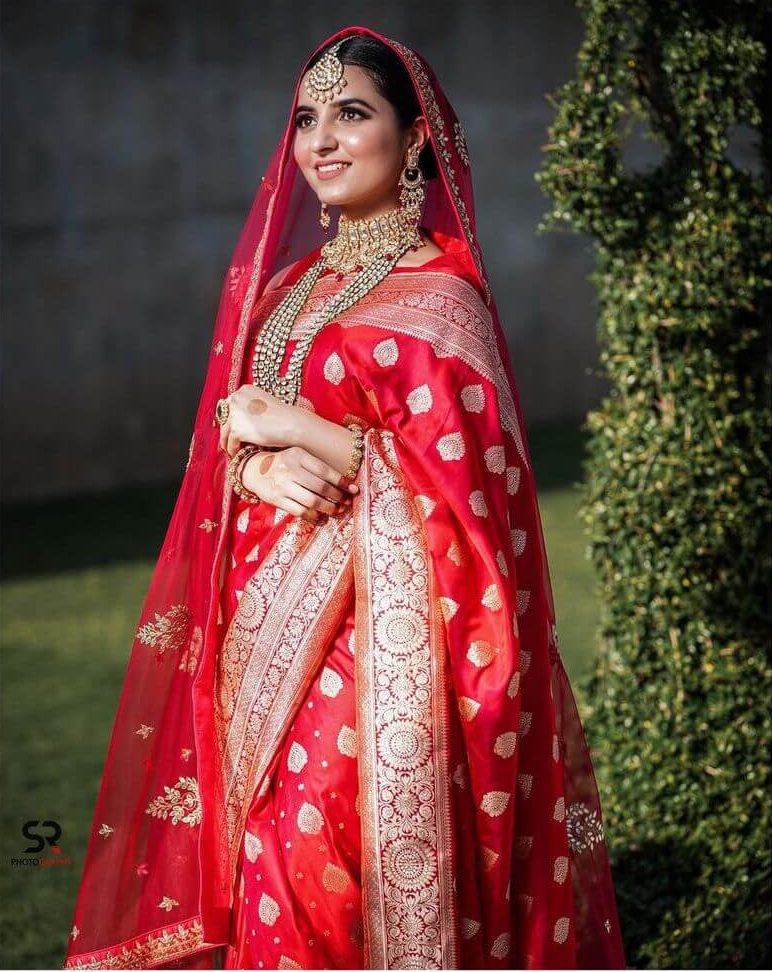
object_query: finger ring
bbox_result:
[215,397,230,426]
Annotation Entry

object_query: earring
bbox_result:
[398,145,425,227]
[319,201,330,231]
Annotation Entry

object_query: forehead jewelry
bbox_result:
[305,40,347,103]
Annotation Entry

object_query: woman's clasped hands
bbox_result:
[218,384,357,522]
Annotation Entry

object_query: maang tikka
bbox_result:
[309,41,346,232]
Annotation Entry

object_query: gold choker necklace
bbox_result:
[320,207,424,273]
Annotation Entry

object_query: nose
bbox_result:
[309,114,337,154]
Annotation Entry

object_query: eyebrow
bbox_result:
[294,97,377,115]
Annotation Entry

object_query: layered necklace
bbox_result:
[251,205,423,404]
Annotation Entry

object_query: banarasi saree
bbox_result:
[63,25,626,972]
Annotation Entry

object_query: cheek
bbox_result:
[344,129,399,174]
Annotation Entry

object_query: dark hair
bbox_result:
[306,36,439,180]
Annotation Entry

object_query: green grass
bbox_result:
[0,420,598,969]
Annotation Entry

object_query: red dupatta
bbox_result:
[62,25,626,970]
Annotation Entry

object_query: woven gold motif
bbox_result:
[258,892,280,926]
[480,790,511,817]
[136,604,191,655]
[144,777,201,827]
[297,802,324,834]
[322,861,350,893]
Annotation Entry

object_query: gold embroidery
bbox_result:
[145,776,201,827]
[458,696,481,721]
[390,41,490,304]
[354,430,456,968]
[466,640,497,668]
[480,791,511,817]
[215,512,355,870]
[491,932,511,958]
[566,801,605,853]
[135,724,154,740]
[493,732,517,758]
[336,724,357,758]
[158,896,179,912]
[322,862,350,893]
[258,892,280,925]
[554,916,571,945]
[297,802,324,834]
[64,916,208,969]
[244,830,263,862]
[136,604,191,655]
[97,824,113,838]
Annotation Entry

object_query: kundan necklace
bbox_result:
[252,205,423,405]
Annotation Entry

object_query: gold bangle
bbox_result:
[215,397,231,426]
[345,423,364,480]
[227,445,262,504]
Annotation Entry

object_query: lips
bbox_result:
[314,161,351,179]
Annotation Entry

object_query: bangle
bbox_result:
[345,423,364,480]
[227,445,262,504]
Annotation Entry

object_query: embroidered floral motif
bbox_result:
[135,724,154,740]
[566,801,605,853]
[144,776,201,828]
[136,604,191,656]
[199,518,218,532]
[453,120,471,166]
[158,896,179,912]
[97,823,114,838]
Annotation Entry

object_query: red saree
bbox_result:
[63,25,626,971]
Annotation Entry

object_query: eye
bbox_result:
[294,114,312,129]
[340,107,363,121]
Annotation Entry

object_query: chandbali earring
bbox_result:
[319,201,330,232]
[398,144,425,227]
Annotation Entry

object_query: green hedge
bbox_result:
[537,1,771,967]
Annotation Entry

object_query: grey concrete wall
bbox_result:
[1,0,605,501]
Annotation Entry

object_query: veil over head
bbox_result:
[63,25,626,970]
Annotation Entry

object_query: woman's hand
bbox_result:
[242,445,359,522]
[219,385,302,457]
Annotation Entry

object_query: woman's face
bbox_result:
[293,63,427,221]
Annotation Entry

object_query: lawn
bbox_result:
[0,420,599,969]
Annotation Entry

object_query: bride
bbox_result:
[63,26,626,971]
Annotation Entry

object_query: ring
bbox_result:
[215,397,231,426]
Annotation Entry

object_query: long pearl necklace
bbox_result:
[252,207,423,404]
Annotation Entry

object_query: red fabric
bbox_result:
[63,25,626,971]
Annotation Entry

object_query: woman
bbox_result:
[63,26,626,971]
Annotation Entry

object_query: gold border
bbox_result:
[354,428,458,968]
[214,512,355,873]
[63,917,214,970]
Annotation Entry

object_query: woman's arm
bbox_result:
[289,409,359,478]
